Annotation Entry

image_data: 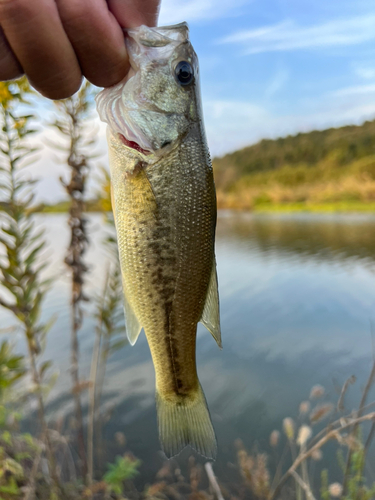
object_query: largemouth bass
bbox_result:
[96,22,221,460]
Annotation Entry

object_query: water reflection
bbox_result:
[6,212,375,484]
[218,211,375,267]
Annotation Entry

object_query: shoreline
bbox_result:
[38,201,375,214]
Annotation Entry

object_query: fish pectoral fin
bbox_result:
[123,288,142,346]
[128,169,158,221]
[200,257,222,348]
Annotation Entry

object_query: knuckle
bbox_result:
[0,0,31,19]
[34,73,82,100]
[0,67,23,80]
[87,64,128,89]
[57,0,92,27]
[0,35,23,79]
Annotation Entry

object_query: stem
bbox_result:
[268,412,375,500]
[290,471,316,500]
[70,302,87,478]
[59,96,91,480]
[23,439,42,500]
[342,360,375,494]
[205,462,225,500]
[300,443,311,500]
[26,333,61,497]
[87,267,110,485]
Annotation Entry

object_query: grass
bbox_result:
[213,120,375,212]
[216,156,375,211]
[39,199,103,213]
[253,202,375,212]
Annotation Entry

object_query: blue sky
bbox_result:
[159,0,375,153]
[31,0,375,201]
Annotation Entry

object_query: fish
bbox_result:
[96,22,221,460]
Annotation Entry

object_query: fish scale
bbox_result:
[96,22,221,459]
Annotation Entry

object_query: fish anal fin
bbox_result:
[200,258,222,348]
[123,286,142,346]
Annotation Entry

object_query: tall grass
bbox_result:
[0,79,61,495]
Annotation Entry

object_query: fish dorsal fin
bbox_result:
[200,258,222,348]
[123,285,142,346]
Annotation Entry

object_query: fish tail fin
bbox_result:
[156,385,217,460]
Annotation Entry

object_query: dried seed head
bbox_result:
[311,449,322,461]
[344,434,362,451]
[328,482,343,497]
[310,403,334,423]
[299,401,310,415]
[297,425,312,447]
[269,430,280,447]
[252,454,270,498]
[235,438,244,451]
[115,432,126,446]
[283,418,295,440]
[310,384,325,399]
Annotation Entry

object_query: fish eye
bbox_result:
[174,61,194,86]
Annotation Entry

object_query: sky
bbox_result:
[29,0,375,202]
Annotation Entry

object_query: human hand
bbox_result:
[0,0,160,99]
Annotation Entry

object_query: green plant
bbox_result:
[0,341,25,402]
[0,79,60,492]
[103,455,140,496]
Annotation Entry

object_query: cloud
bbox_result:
[158,0,247,25]
[218,15,375,54]
[265,66,289,98]
[203,95,375,157]
[332,84,375,97]
[29,118,108,203]
[352,63,375,80]
[203,100,274,155]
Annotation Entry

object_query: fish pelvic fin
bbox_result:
[156,385,217,460]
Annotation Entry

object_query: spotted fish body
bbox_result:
[96,22,221,459]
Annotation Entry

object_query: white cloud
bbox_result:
[203,95,375,157]
[203,100,273,155]
[265,66,289,98]
[352,63,375,80]
[332,84,375,97]
[29,118,108,203]
[158,0,247,25]
[218,15,375,54]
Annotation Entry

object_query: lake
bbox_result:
[4,211,375,487]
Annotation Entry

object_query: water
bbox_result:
[4,211,375,485]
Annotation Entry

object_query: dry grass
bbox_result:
[216,156,375,211]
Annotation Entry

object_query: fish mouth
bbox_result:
[96,23,191,155]
[118,133,151,156]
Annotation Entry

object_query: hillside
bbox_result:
[212,119,375,210]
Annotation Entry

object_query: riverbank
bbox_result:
[213,119,375,212]
[225,201,375,212]
[40,198,375,214]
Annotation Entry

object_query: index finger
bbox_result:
[0,0,82,99]
[107,0,160,28]
[56,0,130,89]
